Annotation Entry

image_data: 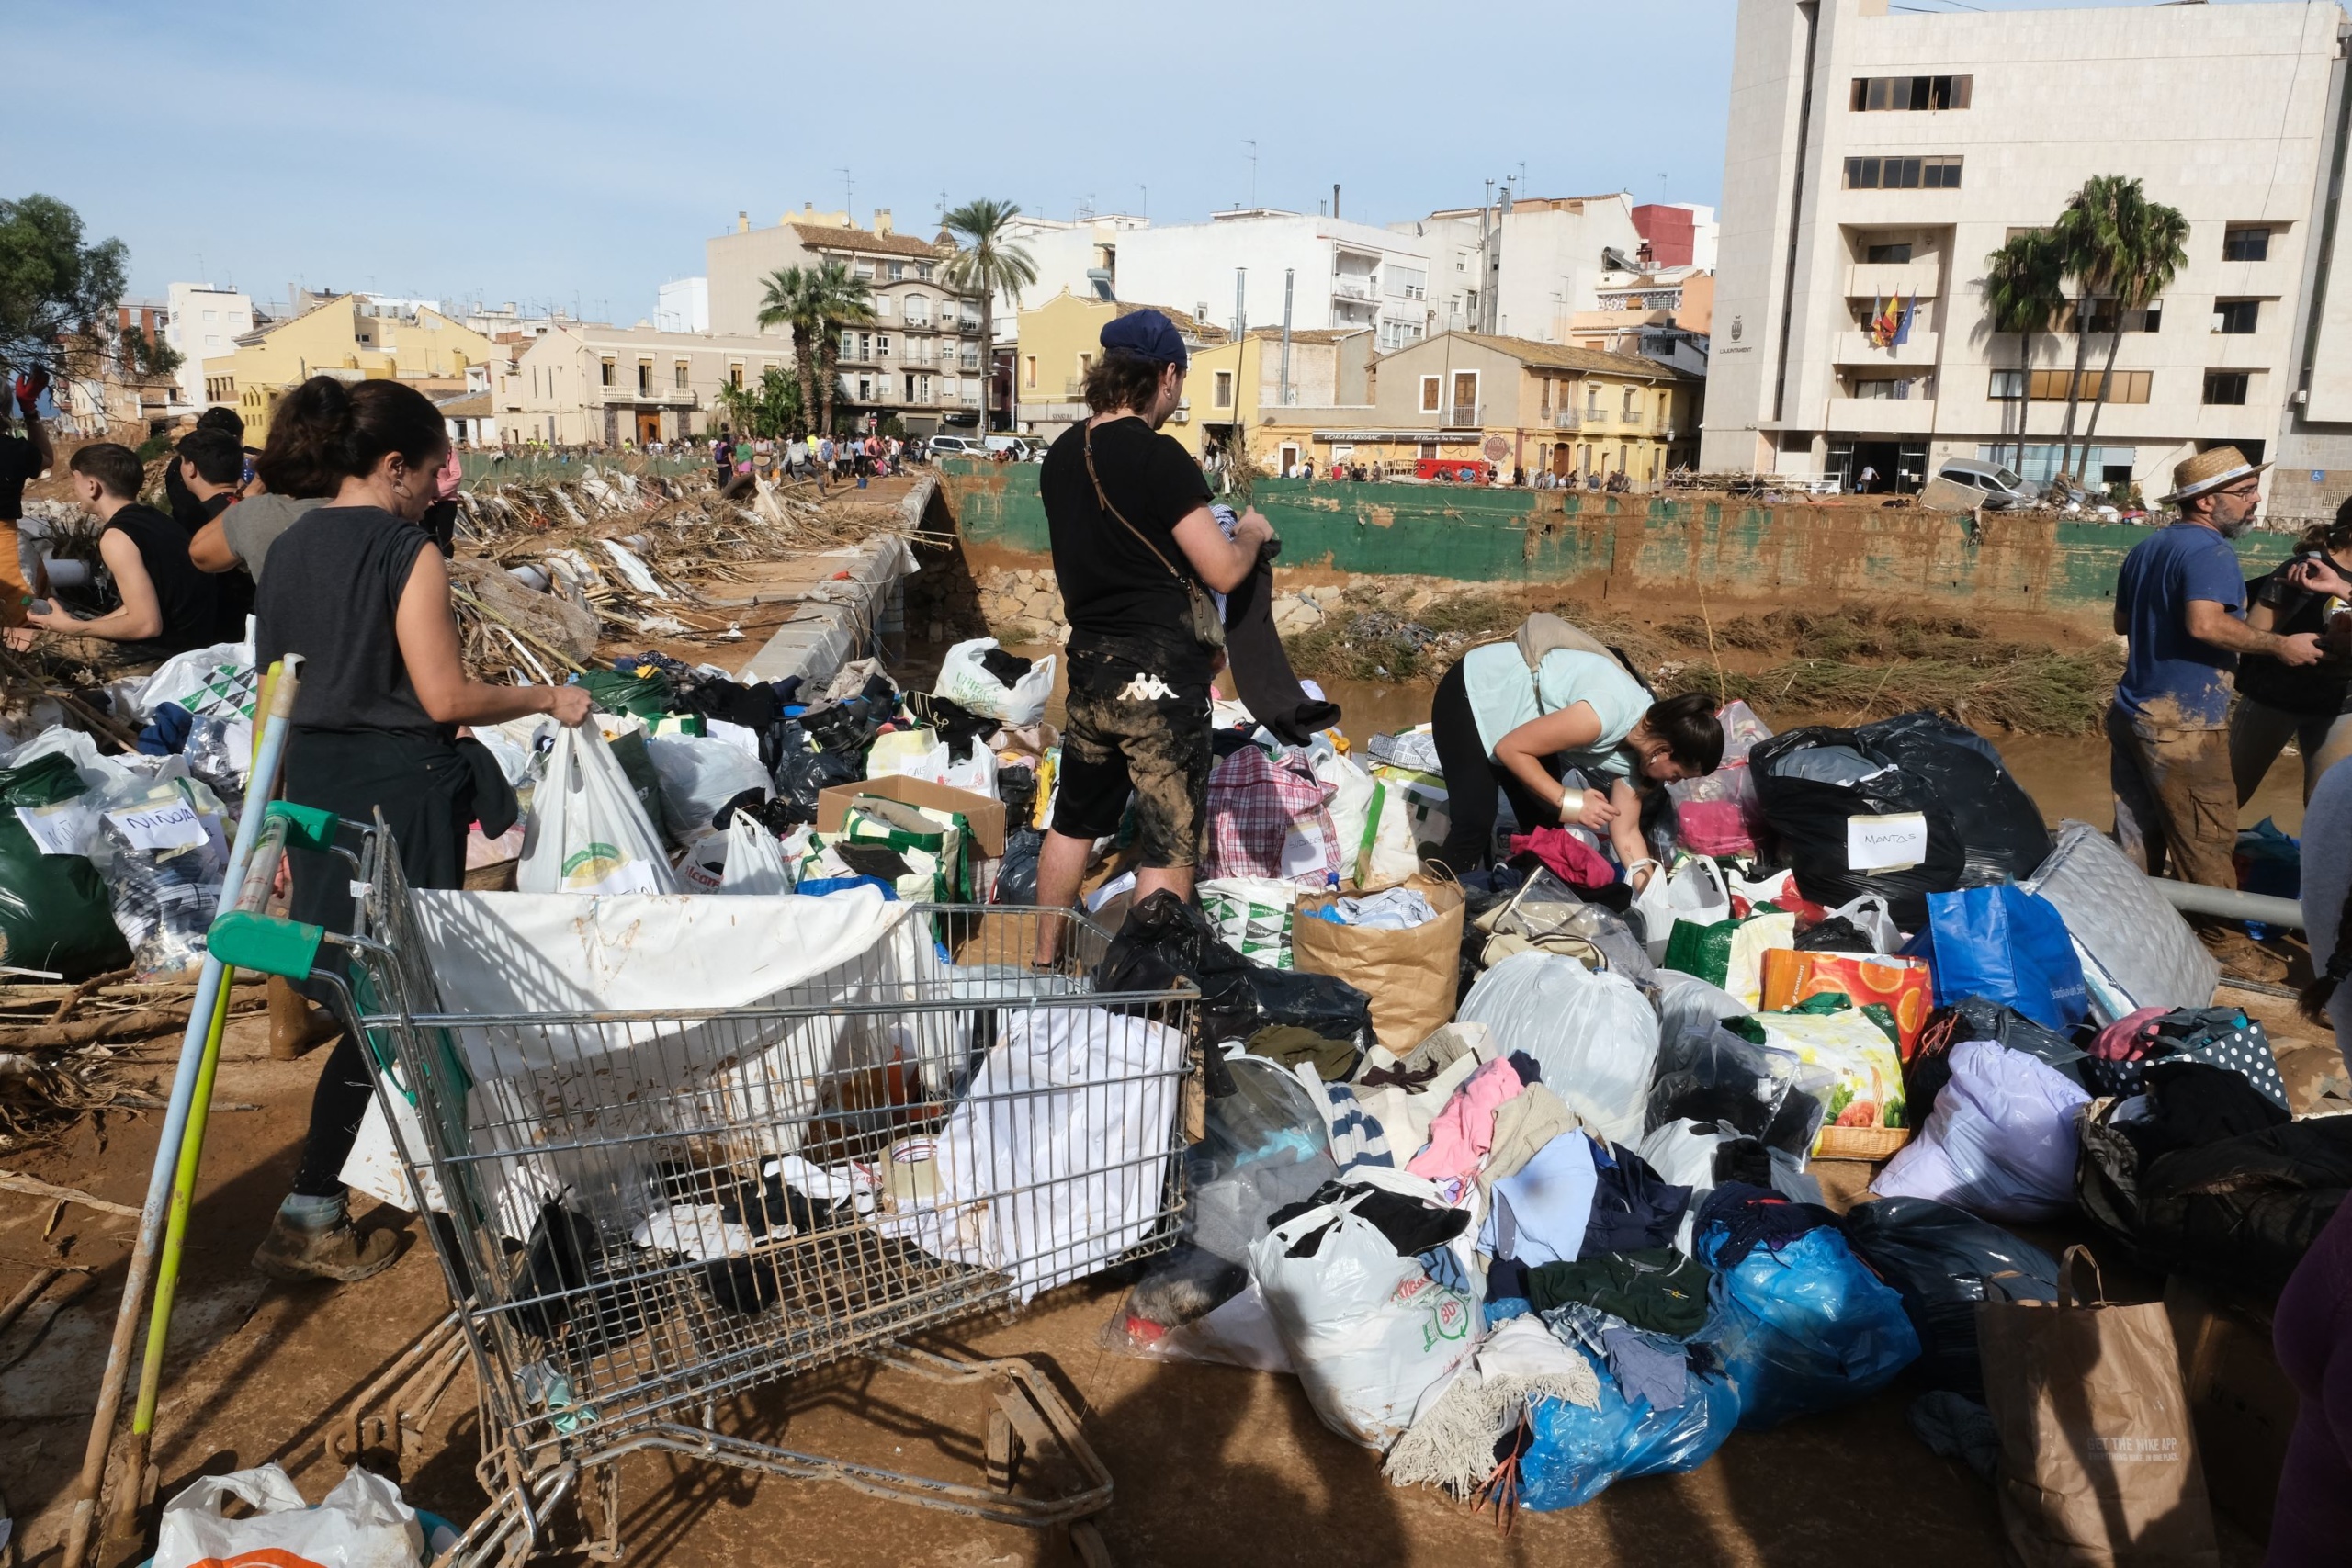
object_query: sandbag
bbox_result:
[1915,884,2088,1033]
[1871,1039,2088,1222]
[933,637,1053,726]
[1291,876,1464,1054]
[1700,1222,1921,1430]
[2022,820,2218,1016]
[1516,1360,1742,1512]
[1750,727,1967,931]
[517,724,681,895]
[1855,710,2052,884]
[0,750,131,978]
[153,1463,424,1568]
[1250,1185,1477,1448]
[1841,1196,2060,1399]
[649,732,774,846]
[1456,951,1657,1145]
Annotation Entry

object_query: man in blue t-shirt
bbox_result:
[2111,446,2321,904]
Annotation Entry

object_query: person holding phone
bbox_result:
[2233,513,2352,800]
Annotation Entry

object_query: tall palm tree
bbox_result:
[755,265,824,434]
[1979,230,2066,477]
[2049,175,2141,488]
[808,258,884,434]
[2074,182,2188,487]
[939,197,1037,434]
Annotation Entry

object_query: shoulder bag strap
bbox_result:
[1083,418,1195,589]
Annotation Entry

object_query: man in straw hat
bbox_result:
[2111,446,2321,965]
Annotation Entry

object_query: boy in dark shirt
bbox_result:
[9,443,217,659]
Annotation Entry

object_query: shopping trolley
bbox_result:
[209,803,1200,1568]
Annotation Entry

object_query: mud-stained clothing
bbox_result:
[1053,641,1213,868]
[2114,522,2246,729]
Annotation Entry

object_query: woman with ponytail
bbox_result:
[249,376,593,1283]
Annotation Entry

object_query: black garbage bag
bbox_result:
[1907,996,2088,1122]
[771,728,860,826]
[1855,711,2052,885]
[1842,1196,2060,1399]
[994,826,1044,904]
[1093,891,1374,1052]
[511,1195,650,1355]
[1749,726,1967,931]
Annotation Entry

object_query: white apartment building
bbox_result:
[989,212,1151,339]
[1403,195,1650,345]
[656,276,709,333]
[705,206,989,434]
[1702,0,2351,512]
[494,323,800,446]
[165,283,252,411]
[1109,210,1435,351]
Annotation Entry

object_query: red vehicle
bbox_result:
[1414,457,1494,484]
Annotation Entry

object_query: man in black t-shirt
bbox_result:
[1034,310,1272,961]
[8,443,216,659]
[0,368,56,633]
[176,427,256,639]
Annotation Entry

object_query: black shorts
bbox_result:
[1052,652,1212,868]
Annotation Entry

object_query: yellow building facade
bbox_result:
[201,297,494,442]
[1011,290,1224,443]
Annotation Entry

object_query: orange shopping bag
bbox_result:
[1758,949,1932,1061]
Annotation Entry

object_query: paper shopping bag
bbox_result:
[1977,1247,2219,1568]
[1290,874,1464,1053]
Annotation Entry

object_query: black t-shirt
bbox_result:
[256,504,447,739]
[192,491,256,641]
[102,502,218,658]
[2235,560,2352,716]
[0,432,37,523]
[1040,416,1214,681]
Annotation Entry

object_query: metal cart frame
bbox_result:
[210,804,1199,1568]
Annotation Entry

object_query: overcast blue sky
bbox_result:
[5,0,2269,321]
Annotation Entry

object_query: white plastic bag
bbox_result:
[154,1464,423,1568]
[1456,952,1659,1145]
[718,813,794,896]
[518,725,680,895]
[1827,893,1902,954]
[934,637,1055,727]
[1198,875,1298,968]
[648,733,772,845]
[1250,1185,1477,1448]
[1309,746,1421,890]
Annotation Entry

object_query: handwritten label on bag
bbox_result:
[107,800,208,853]
[1847,812,1928,872]
[1280,825,1330,880]
[14,802,96,856]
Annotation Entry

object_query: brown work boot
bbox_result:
[266,976,339,1060]
[252,1205,399,1284]
[2195,924,2290,985]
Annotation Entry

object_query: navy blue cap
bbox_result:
[1100,309,1188,370]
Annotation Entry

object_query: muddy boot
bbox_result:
[267,976,338,1061]
[252,1194,399,1283]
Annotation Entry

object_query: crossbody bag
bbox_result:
[1082,419,1225,652]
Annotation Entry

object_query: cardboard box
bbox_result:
[816,773,1008,858]
[2165,1276,2299,1543]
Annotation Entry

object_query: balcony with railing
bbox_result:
[1333,277,1371,300]
[1549,410,1583,430]
[1832,329,1939,367]
[1843,260,1944,300]
[1442,402,1485,427]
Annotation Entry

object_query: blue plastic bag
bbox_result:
[1701,1224,1921,1430]
[1914,885,2087,1032]
[1517,1362,1741,1511]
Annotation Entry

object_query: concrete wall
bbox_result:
[936,459,2291,612]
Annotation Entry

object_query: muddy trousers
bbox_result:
[2106,702,2238,889]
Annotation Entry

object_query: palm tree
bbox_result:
[2049,174,2153,489]
[804,258,884,434]
[2074,182,2188,490]
[755,266,825,434]
[1979,230,2066,477]
[939,197,1037,434]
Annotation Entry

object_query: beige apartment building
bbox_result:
[492,324,797,446]
[1704,0,2352,511]
[705,206,988,436]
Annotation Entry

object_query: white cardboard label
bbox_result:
[1280,825,1329,879]
[1848,812,1929,872]
[106,800,208,852]
[15,802,96,856]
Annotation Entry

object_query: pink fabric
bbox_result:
[1405,1056,1525,1182]
[434,446,464,502]
[1204,745,1339,886]
[1506,825,1618,890]
[2091,1006,2168,1063]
